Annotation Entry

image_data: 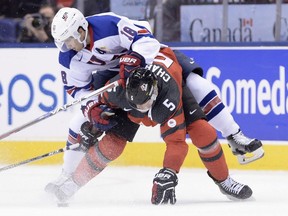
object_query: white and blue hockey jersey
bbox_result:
[56,12,161,101]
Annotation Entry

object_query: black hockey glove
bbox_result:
[83,101,118,131]
[77,121,103,152]
[151,168,178,205]
[119,51,146,86]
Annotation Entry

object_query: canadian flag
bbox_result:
[243,18,253,27]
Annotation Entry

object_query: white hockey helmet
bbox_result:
[51,7,88,52]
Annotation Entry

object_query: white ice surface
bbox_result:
[0,165,287,216]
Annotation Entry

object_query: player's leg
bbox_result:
[183,87,252,200]
[187,120,252,200]
[186,73,263,164]
[51,109,140,203]
[45,111,87,194]
[174,50,264,164]
[54,132,127,203]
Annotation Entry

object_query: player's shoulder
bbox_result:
[86,12,122,25]
[59,50,78,69]
[86,12,122,39]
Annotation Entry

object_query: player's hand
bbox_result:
[119,51,146,81]
[77,121,103,151]
[83,101,118,131]
[151,168,178,205]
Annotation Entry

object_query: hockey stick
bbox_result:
[0,80,119,140]
[0,143,80,172]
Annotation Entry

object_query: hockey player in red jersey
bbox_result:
[49,47,253,205]
[46,7,262,204]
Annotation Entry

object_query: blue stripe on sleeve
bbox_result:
[132,24,155,44]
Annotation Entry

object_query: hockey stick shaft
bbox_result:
[0,80,119,140]
[0,144,80,172]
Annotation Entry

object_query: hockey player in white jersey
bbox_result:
[45,7,263,202]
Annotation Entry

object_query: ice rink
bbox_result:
[1,165,287,216]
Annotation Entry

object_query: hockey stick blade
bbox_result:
[0,80,119,140]
[0,144,80,172]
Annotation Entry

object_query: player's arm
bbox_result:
[58,53,97,102]
[151,48,187,205]
[117,18,160,64]
[117,18,161,82]
[160,106,188,173]
[151,108,188,206]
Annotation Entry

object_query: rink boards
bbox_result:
[0,140,287,170]
[0,46,288,170]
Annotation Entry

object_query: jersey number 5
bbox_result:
[163,99,176,111]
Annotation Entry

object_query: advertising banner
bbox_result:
[0,48,72,140]
[181,4,288,42]
[1,47,287,143]
[0,48,161,142]
[1,47,287,169]
[177,46,288,141]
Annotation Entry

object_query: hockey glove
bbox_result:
[119,51,146,85]
[77,121,103,152]
[83,101,118,131]
[151,168,178,205]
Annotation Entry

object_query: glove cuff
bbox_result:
[82,100,101,121]
[154,168,178,185]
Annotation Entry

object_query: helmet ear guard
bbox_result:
[125,68,158,109]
